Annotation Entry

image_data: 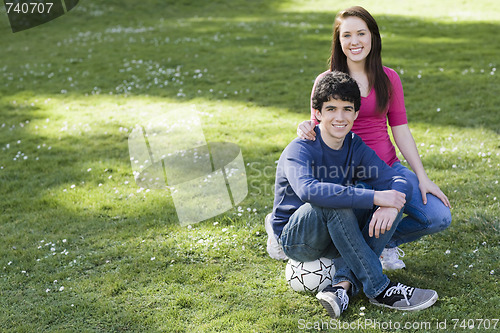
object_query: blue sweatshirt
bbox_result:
[271,126,412,237]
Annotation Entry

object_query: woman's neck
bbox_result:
[347,59,366,75]
[347,60,370,97]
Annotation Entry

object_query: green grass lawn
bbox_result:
[0,0,499,332]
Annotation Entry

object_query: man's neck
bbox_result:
[318,127,345,150]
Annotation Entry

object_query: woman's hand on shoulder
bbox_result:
[297,120,316,141]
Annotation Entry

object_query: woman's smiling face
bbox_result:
[339,16,372,65]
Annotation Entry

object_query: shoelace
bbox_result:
[383,283,414,306]
[386,247,405,260]
[335,289,349,311]
[396,247,406,258]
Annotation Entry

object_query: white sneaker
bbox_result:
[380,247,406,270]
[265,213,288,260]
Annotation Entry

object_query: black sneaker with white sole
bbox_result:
[370,282,438,311]
[316,286,349,318]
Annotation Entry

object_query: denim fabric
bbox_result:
[388,162,452,248]
[280,203,403,298]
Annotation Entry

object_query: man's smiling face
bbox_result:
[315,97,359,150]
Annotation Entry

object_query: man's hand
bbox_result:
[369,207,399,238]
[373,190,406,211]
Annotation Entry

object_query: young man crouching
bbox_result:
[268,71,438,318]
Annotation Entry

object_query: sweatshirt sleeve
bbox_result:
[283,142,375,209]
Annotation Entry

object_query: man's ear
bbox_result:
[314,109,322,122]
[354,110,359,121]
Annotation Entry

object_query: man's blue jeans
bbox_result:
[280,203,403,298]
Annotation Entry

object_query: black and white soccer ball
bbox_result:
[285,257,335,293]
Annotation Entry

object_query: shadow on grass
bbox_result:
[0,0,499,133]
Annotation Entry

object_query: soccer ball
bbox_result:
[285,257,335,293]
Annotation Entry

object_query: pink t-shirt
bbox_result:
[310,66,407,166]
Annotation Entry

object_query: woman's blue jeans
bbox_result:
[280,203,403,298]
[388,162,451,248]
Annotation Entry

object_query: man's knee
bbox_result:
[319,206,356,222]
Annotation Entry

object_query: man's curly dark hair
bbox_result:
[312,71,361,122]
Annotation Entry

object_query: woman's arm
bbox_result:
[391,124,451,207]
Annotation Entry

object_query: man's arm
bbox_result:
[284,143,375,209]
